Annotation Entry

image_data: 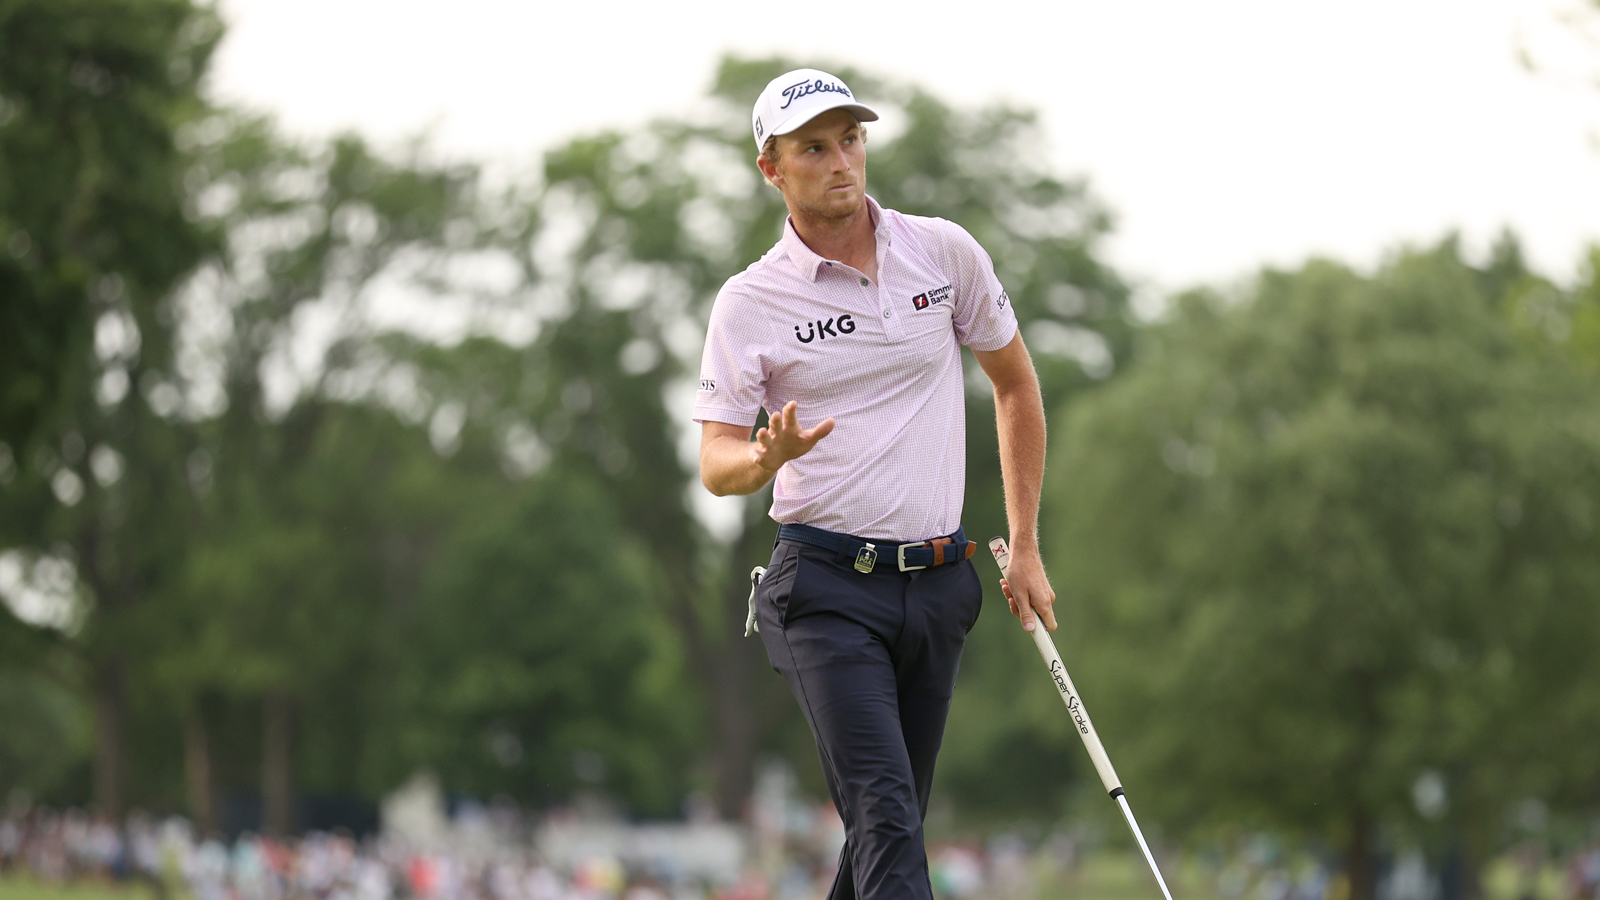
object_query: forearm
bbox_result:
[700,433,779,496]
[973,326,1056,630]
[993,371,1047,551]
[700,403,834,497]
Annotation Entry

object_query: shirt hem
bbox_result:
[692,406,761,427]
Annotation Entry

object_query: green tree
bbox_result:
[165,120,481,832]
[0,0,221,818]
[339,334,704,815]
[1044,242,1600,899]
[163,113,702,825]
[0,0,216,451]
[396,450,697,814]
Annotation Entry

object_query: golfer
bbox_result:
[694,67,1058,900]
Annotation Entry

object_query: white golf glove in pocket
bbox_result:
[744,565,766,636]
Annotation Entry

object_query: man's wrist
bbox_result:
[754,445,784,474]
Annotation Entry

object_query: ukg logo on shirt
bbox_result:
[794,315,857,343]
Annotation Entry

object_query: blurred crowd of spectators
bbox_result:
[0,807,694,900]
[0,804,1308,900]
[0,803,1038,900]
[11,803,1597,900]
[1570,846,1600,900]
[0,803,1050,900]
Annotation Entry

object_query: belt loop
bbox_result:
[834,540,856,567]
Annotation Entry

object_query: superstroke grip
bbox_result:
[989,536,1123,797]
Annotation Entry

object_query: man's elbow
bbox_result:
[701,464,763,497]
[699,457,741,497]
[701,471,732,497]
[698,458,723,496]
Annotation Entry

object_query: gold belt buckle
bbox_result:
[854,542,878,573]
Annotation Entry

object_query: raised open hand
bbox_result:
[752,401,834,472]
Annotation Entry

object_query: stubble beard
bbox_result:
[793,183,865,223]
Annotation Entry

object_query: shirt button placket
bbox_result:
[874,272,902,341]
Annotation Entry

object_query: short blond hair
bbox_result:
[759,134,781,177]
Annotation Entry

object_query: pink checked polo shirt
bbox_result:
[693,196,1019,543]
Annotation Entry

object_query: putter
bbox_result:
[989,536,1175,900]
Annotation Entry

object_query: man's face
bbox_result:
[759,109,866,221]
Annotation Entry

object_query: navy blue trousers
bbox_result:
[755,537,985,900]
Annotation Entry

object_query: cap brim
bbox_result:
[771,102,880,137]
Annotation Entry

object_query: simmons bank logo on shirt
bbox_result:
[911,284,953,311]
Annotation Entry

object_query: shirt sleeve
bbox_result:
[939,220,1019,352]
[692,282,770,426]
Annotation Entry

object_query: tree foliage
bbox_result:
[0,0,221,820]
[1045,241,1600,897]
[0,0,217,451]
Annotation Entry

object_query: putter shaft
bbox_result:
[989,537,1175,900]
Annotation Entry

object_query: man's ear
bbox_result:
[756,153,782,189]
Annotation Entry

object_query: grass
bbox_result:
[1023,850,1229,900]
[1026,850,1572,900]
[0,875,160,900]
[1481,857,1568,900]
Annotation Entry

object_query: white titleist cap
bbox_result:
[752,68,879,151]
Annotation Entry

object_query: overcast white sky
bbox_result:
[210,0,1600,293]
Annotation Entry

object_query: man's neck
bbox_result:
[789,200,878,283]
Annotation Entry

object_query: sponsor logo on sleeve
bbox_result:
[699,379,716,392]
[997,289,1009,309]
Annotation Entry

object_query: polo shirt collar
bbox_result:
[781,195,891,282]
